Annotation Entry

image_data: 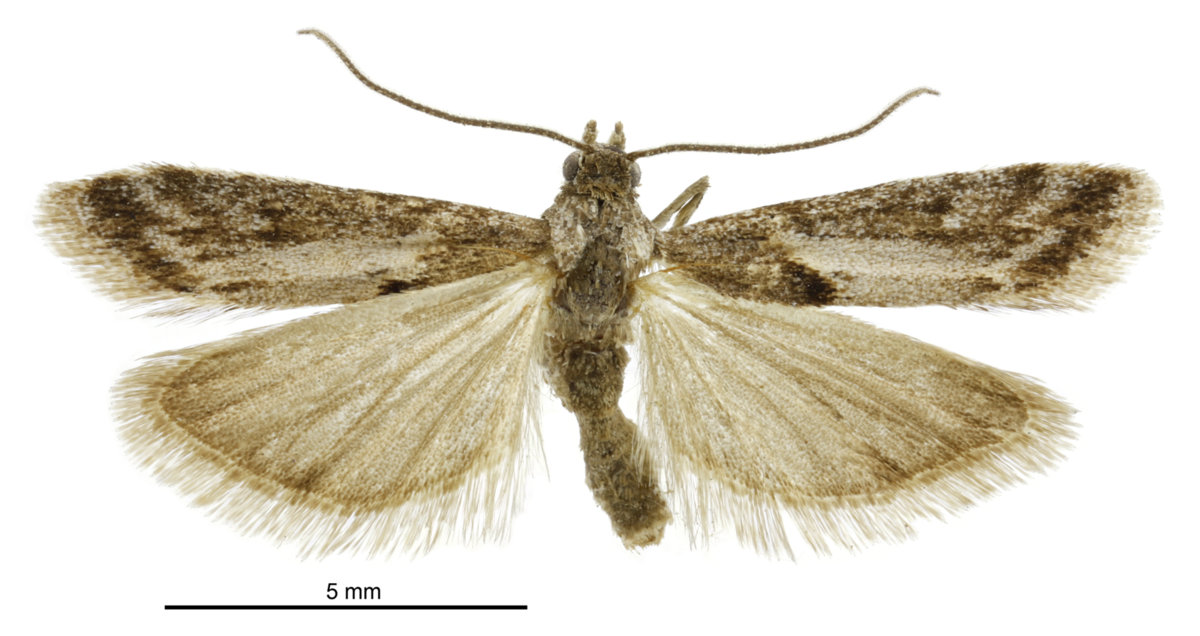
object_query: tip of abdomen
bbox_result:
[578,410,672,549]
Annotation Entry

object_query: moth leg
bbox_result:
[651,176,709,229]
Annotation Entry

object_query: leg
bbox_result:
[651,176,710,230]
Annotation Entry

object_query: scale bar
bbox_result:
[165,604,527,610]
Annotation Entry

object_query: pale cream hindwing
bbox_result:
[117,261,553,557]
[634,270,1074,557]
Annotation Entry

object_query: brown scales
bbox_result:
[663,163,1154,309]
[542,143,672,545]
[40,141,1158,555]
[42,165,550,312]
[36,29,1161,557]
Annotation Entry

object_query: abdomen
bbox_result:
[544,233,671,547]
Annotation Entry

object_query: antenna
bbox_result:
[626,88,938,159]
[300,29,589,151]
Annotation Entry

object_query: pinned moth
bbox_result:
[39,30,1159,558]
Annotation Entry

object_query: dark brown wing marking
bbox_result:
[660,164,1158,309]
[39,165,550,312]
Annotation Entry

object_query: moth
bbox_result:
[39,30,1159,558]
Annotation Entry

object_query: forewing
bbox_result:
[634,270,1074,557]
[118,261,553,556]
[661,164,1158,309]
[39,165,550,313]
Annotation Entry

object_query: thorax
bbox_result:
[541,147,655,343]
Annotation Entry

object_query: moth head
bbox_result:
[563,121,641,189]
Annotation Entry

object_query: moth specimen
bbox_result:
[39,30,1159,558]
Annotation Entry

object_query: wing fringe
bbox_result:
[635,271,1077,558]
[38,176,238,319]
[1014,166,1159,311]
[664,373,1073,558]
[114,263,551,557]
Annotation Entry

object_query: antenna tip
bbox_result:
[298,29,332,42]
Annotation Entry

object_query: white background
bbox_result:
[4,1,1196,633]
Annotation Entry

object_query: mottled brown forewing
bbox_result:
[37,30,1161,558]
[39,164,550,312]
[661,164,1157,309]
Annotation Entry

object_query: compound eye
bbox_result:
[562,152,582,181]
[629,162,641,188]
